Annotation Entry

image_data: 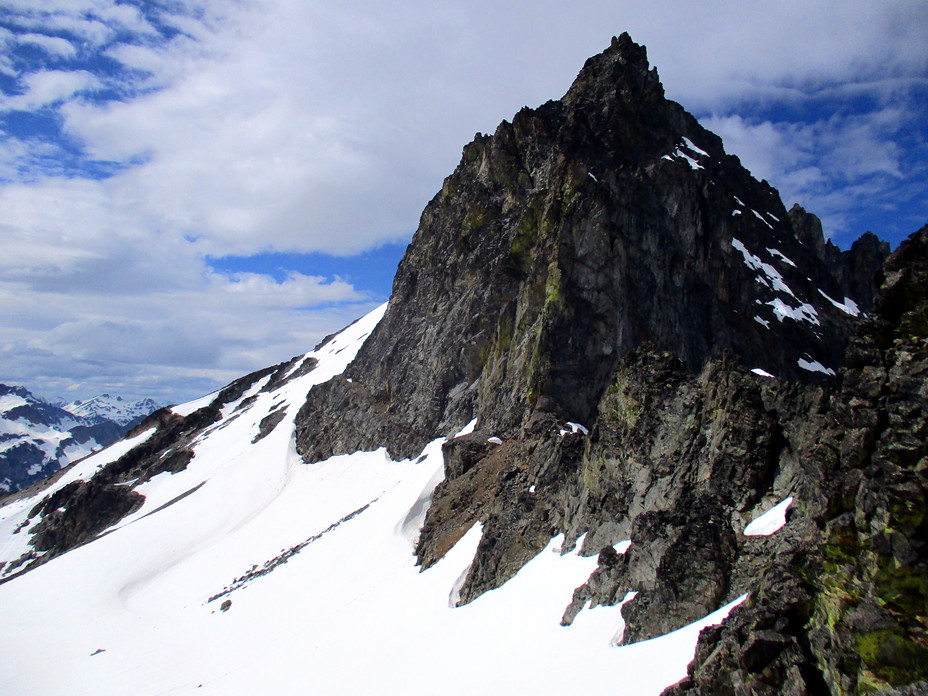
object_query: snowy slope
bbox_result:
[0,304,743,695]
[65,394,160,427]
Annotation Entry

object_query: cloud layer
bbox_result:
[0,0,926,403]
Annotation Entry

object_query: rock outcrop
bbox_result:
[665,226,928,695]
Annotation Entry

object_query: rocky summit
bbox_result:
[0,34,923,696]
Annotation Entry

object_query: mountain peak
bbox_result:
[295,34,883,463]
[574,31,659,96]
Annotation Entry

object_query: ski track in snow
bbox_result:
[0,302,744,695]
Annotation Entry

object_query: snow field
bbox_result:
[1,302,743,695]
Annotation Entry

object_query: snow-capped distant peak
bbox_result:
[66,394,160,427]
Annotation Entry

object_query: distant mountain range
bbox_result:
[0,385,159,495]
[62,394,161,428]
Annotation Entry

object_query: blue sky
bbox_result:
[1,1,926,405]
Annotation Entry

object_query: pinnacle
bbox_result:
[562,31,663,109]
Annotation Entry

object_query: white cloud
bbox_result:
[1,70,100,111]
[1,0,158,45]
[11,0,920,257]
[17,33,78,58]
[704,107,912,240]
[0,171,373,403]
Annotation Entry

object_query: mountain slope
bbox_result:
[0,303,739,695]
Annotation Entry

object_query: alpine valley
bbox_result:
[1,35,925,696]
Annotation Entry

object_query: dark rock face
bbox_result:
[788,204,889,313]
[295,33,881,467]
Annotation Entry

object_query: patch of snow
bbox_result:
[753,316,770,329]
[745,497,793,536]
[731,239,797,299]
[732,209,742,216]
[529,484,536,493]
[559,422,589,437]
[750,210,773,229]
[171,392,218,418]
[681,137,709,158]
[447,531,478,608]
[0,394,29,415]
[767,298,820,326]
[487,437,502,445]
[453,418,477,438]
[608,591,639,646]
[588,172,598,182]
[750,368,775,378]
[818,289,860,317]
[797,357,835,376]
[395,453,446,547]
[675,150,703,170]
[220,375,271,418]
[733,196,745,206]
[663,145,704,170]
[614,540,632,554]
[767,248,796,267]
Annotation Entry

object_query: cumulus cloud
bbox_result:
[704,106,916,241]
[0,232,375,403]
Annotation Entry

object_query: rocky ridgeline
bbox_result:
[293,34,923,694]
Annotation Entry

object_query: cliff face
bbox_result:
[295,34,877,467]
